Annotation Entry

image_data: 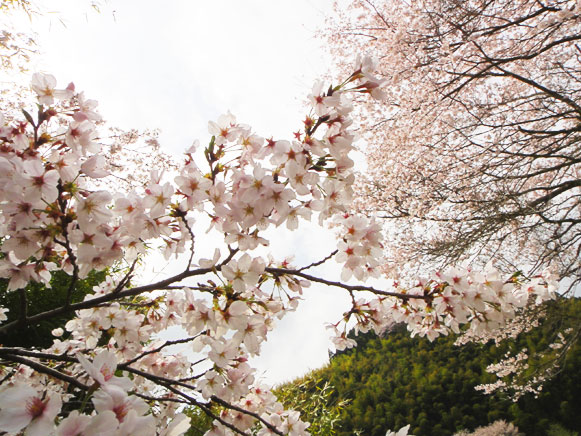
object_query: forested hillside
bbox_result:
[286,299,581,436]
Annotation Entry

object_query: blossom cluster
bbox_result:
[474,327,573,400]
[328,265,557,349]
[0,57,557,436]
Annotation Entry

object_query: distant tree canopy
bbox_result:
[325,0,581,287]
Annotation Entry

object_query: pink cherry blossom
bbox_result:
[221,254,265,292]
[76,350,133,390]
[0,385,62,436]
[31,72,73,105]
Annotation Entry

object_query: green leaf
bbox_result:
[22,108,35,125]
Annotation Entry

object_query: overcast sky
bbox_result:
[5,0,368,385]
[28,0,338,152]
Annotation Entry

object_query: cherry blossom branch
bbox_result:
[477,4,556,36]
[123,365,198,392]
[0,244,239,335]
[0,347,77,363]
[120,363,286,436]
[55,182,80,307]
[118,334,204,369]
[296,249,338,272]
[493,65,581,115]
[131,392,189,404]
[122,366,254,436]
[112,257,139,294]
[266,267,428,300]
[177,211,197,272]
[210,395,286,436]
[2,353,88,391]
[177,366,207,382]
[0,266,212,333]
[0,369,15,385]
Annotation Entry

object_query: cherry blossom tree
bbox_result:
[324,0,581,286]
[0,20,562,431]
[454,420,521,436]
[323,0,581,398]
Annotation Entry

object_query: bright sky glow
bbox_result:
[29,0,336,152]
[6,0,365,385]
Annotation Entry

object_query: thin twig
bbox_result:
[297,249,338,272]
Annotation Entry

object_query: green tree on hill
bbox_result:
[316,299,581,436]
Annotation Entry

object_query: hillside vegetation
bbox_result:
[280,299,581,436]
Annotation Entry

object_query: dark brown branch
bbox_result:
[2,353,88,391]
[211,395,285,436]
[494,65,581,115]
[112,258,139,294]
[118,334,204,369]
[0,348,77,363]
[529,179,581,208]
[122,366,253,436]
[297,249,339,272]
[0,249,235,335]
[265,267,427,300]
